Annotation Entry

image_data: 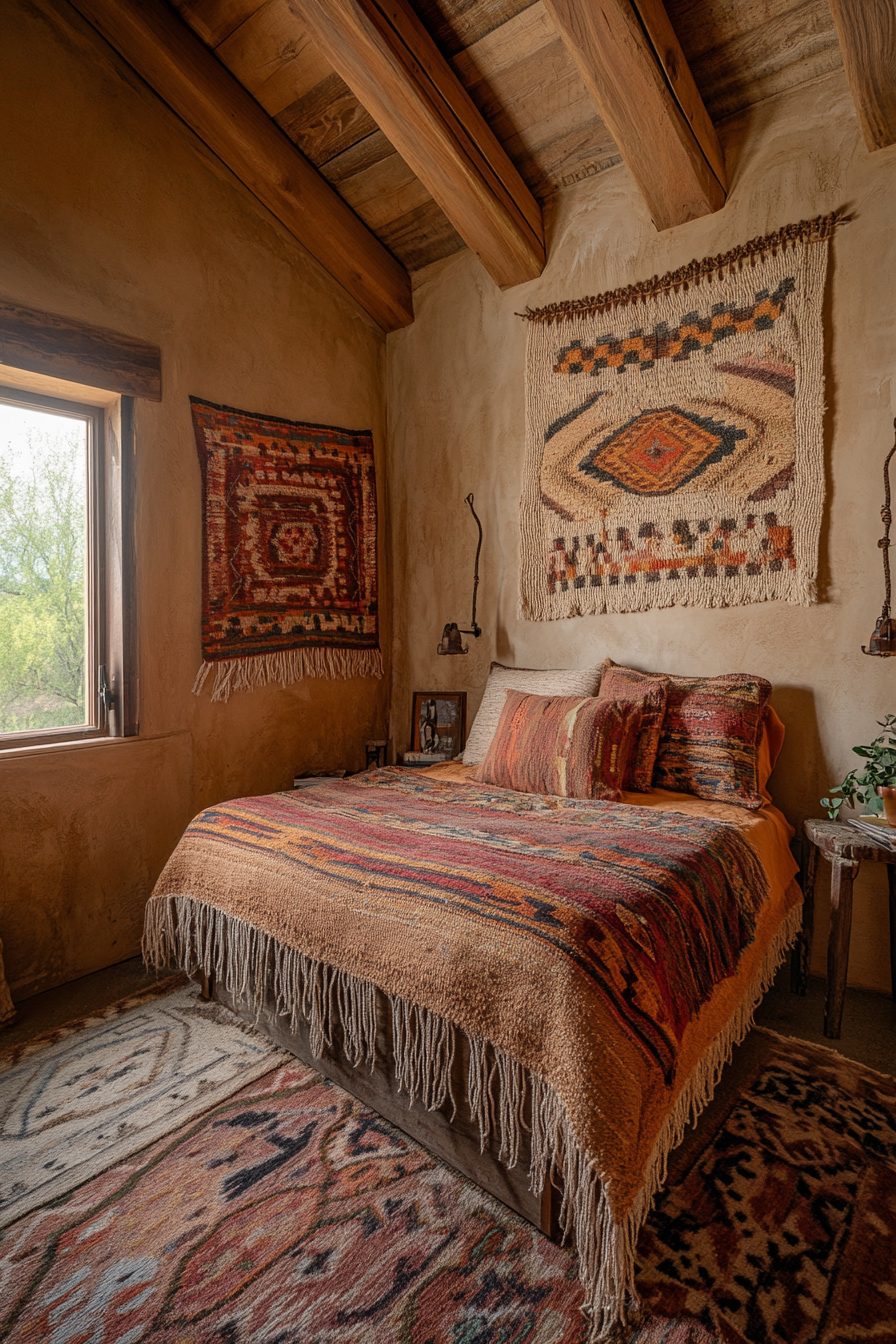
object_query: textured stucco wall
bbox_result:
[387,73,896,993]
[0,0,387,998]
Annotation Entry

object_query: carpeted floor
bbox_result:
[0,990,894,1343]
[631,1028,896,1342]
[0,980,286,1228]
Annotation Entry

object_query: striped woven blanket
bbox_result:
[144,768,798,1339]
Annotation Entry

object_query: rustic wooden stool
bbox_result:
[793,818,896,1038]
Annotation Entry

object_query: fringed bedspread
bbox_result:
[144,768,801,1339]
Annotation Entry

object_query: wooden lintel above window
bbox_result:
[0,299,162,401]
[828,0,896,151]
[294,0,546,290]
[69,0,414,332]
[542,0,727,231]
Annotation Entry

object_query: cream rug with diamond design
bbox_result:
[0,982,286,1227]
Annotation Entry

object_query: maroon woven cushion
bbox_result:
[652,672,773,808]
[598,660,670,792]
[474,689,642,800]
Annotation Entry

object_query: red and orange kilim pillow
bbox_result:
[598,659,670,792]
[474,689,642,800]
[651,672,773,808]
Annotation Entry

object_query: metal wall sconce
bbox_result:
[437,493,483,655]
[862,418,896,656]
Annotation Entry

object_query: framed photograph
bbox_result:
[410,691,467,759]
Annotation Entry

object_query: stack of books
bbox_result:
[293,770,347,789]
[402,752,451,766]
[848,816,896,850]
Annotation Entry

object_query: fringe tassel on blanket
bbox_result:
[192,646,384,702]
[390,997,457,1117]
[143,892,803,1344]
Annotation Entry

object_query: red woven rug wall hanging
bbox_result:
[190,398,382,701]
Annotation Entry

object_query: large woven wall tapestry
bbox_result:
[520,215,841,620]
[191,398,382,702]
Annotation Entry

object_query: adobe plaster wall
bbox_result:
[3,0,895,1007]
[0,0,387,998]
[387,72,896,993]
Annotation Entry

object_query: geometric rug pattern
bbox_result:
[631,1029,896,1343]
[0,994,893,1342]
[0,1057,585,1344]
[0,984,287,1229]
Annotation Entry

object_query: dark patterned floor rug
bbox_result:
[0,1024,893,1343]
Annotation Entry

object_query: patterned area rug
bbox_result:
[631,1029,896,1342]
[0,983,287,1229]
[0,1013,893,1342]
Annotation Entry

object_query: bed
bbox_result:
[144,715,801,1342]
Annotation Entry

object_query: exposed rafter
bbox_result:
[69,0,414,332]
[828,0,896,151]
[293,0,546,290]
[542,0,727,231]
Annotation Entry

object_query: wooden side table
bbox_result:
[794,818,896,1038]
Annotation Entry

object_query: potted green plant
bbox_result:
[821,714,896,821]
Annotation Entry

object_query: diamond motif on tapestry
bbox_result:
[267,516,325,572]
[579,408,745,495]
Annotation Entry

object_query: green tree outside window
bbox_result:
[0,407,87,733]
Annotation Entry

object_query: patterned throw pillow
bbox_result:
[652,673,773,808]
[598,660,670,792]
[474,689,642,800]
[462,661,603,765]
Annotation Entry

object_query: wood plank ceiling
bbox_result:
[168,0,844,276]
[75,0,895,328]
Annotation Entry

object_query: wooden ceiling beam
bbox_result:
[542,0,726,231]
[169,0,266,50]
[293,0,546,289]
[69,0,414,332]
[828,0,896,150]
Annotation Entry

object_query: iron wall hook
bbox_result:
[862,420,896,656]
[437,493,483,655]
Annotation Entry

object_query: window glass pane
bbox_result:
[0,403,88,733]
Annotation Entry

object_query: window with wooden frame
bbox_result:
[0,382,136,747]
[0,299,157,749]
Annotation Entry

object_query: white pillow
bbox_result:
[462,661,603,765]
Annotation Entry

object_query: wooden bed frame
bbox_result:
[199,969,561,1240]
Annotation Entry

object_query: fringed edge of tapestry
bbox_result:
[192,646,384,702]
[518,212,847,324]
[143,890,802,1343]
[517,565,818,621]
